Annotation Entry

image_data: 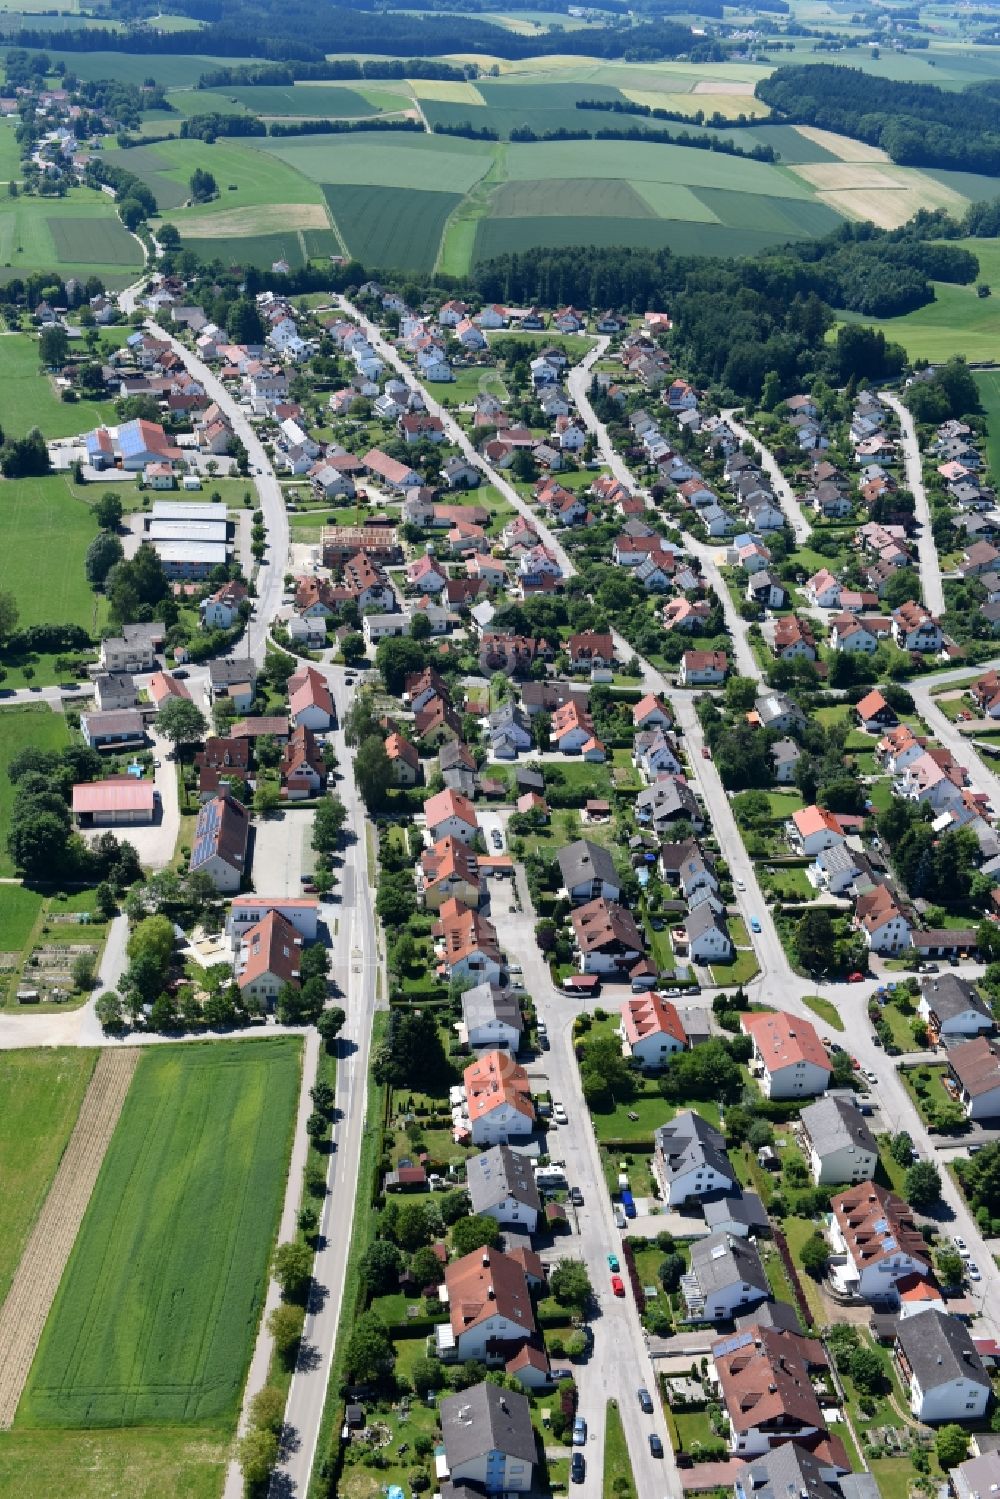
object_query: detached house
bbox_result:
[828,1182,930,1302]
[893,601,943,653]
[571,897,646,975]
[949,1036,1000,1121]
[791,806,844,859]
[714,1324,840,1460]
[742,1011,829,1099]
[855,689,897,734]
[894,1310,991,1423]
[557,839,621,905]
[461,1050,534,1145]
[189,793,249,893]
[679,650,728,686]
[654,1109,735,1205]
[425,788,479,845]
[462,980,522,1052]
[685,902,733,964]
[919,974,994,1040]
[439,1382,535,1495]
[421,837,482,911]
[854,883,911,955]
[467,1144,540,1232]
[235,909,302,1008]
[683,1233,770,1323]
[800,1095,878,1185]
[621,992,687,1068]
[437,1246,538,1364]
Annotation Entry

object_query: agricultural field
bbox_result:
[838,278,1000,363]
[20,1038,301,1429]
[0,191,143,284]
[0,122,20,182]
[0,1426,227,1499]
[0,709,71,879]
[975,368,1000,485]
[325,183,462,271]
[222,83,404,116]
[0,1050,97,1306]
[0,334,117,438]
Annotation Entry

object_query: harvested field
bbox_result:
[692,77,756,94]
[0,1048,138,1429]
[791,162,913,190]
[409,79,485,104]
[176,201,330,236]
[793,125,892,161]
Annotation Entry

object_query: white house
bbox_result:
[621,992,687,1068]
[685,903,732,963]
[828,1181,930,1302]
[742,1011,830,1099]
[679,650,728,686]
[894,1311,990,1423]
[683,1233,770,1323]
[439,1382,535,1494]
[466,1144,540,1233]
[919,974,994,1040]
[462,981,522,1052]
[654,1110,735,1206]
[800,1095,878,1185]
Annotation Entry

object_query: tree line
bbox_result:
[196,58,472,87]
[432,116,778,160]
[756,64,1000,175]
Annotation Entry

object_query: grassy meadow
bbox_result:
[0,333,117,437]
[0,1050,97,1305]
[0,190,143,284]
[20,1038,301,1429]
[0,472,108,634]
[0,710,71,878]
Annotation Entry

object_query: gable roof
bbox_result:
[237,909,301,989]
[557,838,618,892]
[949,1035,1000,1097]
[446,1246,536,1340]
[920,973,992,1025]
[714,1324,831,1437]
[570,897,644,955]
[895,1308,989,1392]
[741,1011,829,1076]
[440,1382,535,1467]
[800,1094,876,1159]
[690,1230,769,1297]
[621,992,687,1049]
[466,1143,540,1215]
[830,1181,930,1273]
[425,787,478,831]
[654,1109,733,1186]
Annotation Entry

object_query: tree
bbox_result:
[355,735,393,810]
[267,1302,304,1363]
[272,1239,313,1301]
[1,427,49,479]
[846,1343,884,1395]
[905,1159,942,1208]
[95,990,125,1033]
[409,1355,440,1398]
[313,795,346,853]
[39,323,69,368]
[72,950,97,991]
[237,1427,278,1487]
[345,1310,395,1383]
[796,907,837,974]
[317,1006,346,1048]
[93,491,123,530]
[247,1386,285,1439]
[375,635,427,695]
[306,1110,328,1144]
[658,1253,685,1293]
[936,1424,970,1471]
[157,696,207,750]
[342,631,366,664]
[85,531,124,587]
[451,1213,501,1257]
[549,1258,593,1311]
[254,779,282,817]
[0,590,18,646]
[374,1008,448,1088]
[936,1249,964,1286]
[189,166,217,202]
[128,913,175,975]
[360,1239,404,1294]
[799,1231,829,1279]
[410,1245,443,1287]
[227,296,264,345]
[277,976,326,1026]
[890,1130,914,1167]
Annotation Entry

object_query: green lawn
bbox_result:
[802,993,845,1033]
[0,1049,97,1305]
[20,1038,301,1429]
[602,1400,636,1499]
[838,275,1000,364]
[0,709,71,877]
[0,333,117,438]
[0,474,108,644]
[0,883,44,951]
[975,367,1000,486]
[899,1063,956,1127]
[710,949,761,986]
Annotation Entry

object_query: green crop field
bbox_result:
[20,1038,301,1429]
[0,710,70,878]
[38,51,259,86]
[839,281,1000,363]
[224,83,390,116]
[325,183,463,270]
[502,136,815,191]
[259,130,496,192]
[0,121,20,181]
[0,884,43,952]
[0,472,107,635]
[0,192,142,280]
[181,227,338,267]
[0,1050,97,1305]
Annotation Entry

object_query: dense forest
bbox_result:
[756,64,1000,175]
[8,6,712,62]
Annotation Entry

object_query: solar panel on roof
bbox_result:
[713,1331,753,1357]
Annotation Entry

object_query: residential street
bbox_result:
[909,676,1000,806]
[881,391,946,617]
[721,410,812,543]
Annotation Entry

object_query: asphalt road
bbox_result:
[721,411,812,544]
[880,391,946,618]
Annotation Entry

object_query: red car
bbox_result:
[701,746,711,759]
[610,1274,625,1297]
[847,972,865,983]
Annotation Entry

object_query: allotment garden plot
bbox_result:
[19,1038,300,1429]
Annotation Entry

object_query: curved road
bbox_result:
[880,392,946,617]
[721,410,812,544]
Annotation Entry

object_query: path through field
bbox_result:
[0,1047,139,1427]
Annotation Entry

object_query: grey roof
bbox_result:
[953,1454,1000,1499]
[737,1441,838,1499]
[121,620,165,645]
[209,657,257,687]
[82,709,145,737]
[839,1478,882,1499]
[689,1231,769,1297]
[894,1309,989,1393]
[462,980,523,1038]
[800,1094,877,1159]
[515,768,544,793]
[440,1381,536,1468]
[770,737,801,766]
[466,1144,541,1216]
[736,1299,802,1335]
[819,842,860,877]
[655,1109,733,1187]
[489,702,530,734]
[558,838,619,892]
[921,973,993,1025]
[755,692,805,729]
[96,672,136,694]
[703,1192,769,1233]
[637,779,701,823]
[685,902,730,943]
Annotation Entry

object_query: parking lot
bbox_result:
[250,808,315,897]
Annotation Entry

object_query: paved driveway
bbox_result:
[251,809,315,897]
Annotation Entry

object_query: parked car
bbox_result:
[607,1253,620,1272]
[571,1453,585,1484]
[553,1102,568,1125]
[952,1235,967,1252]
[735,877,746,891]
[573,1417,587,1446]
[968,1262,982,1282]
[610,1274,625,1297]
[847,971,865,983]
[750,915,761,933]
[637,1388,653,1414]
[649,1434,664,1459]
[614,1204,627,1229]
